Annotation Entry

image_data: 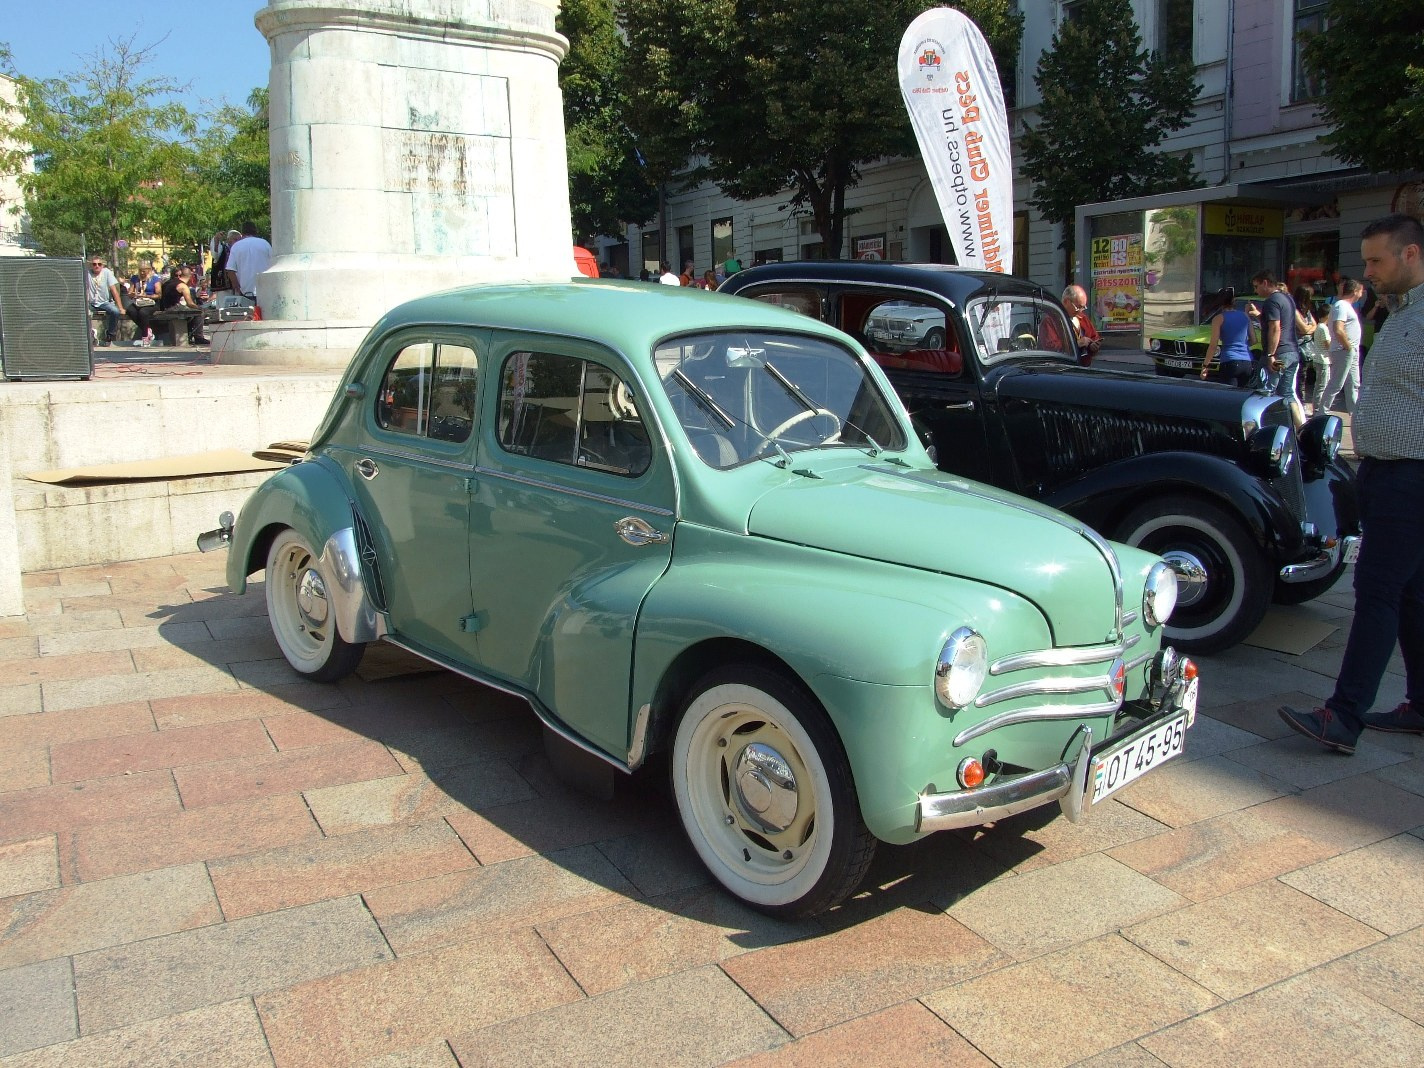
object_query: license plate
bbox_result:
[1163,357,1195,369]
[1090,708,1190,804]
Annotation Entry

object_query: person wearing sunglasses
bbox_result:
[87,258,124,345]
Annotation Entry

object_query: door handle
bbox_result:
[615,516,668,547]
[355,458,379,480]
[943,401,976,411]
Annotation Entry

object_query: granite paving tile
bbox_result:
[1191,653,1333,710]
[1229,730,1410,789]
[73,894,393,1032]
[131,636,282,673]
[0,837,58,899]
[262,710,371,750]
[0,998,274,1068]
[20,573,59,588]
[36,620,212,657]
[537,883,816,996]
[722,1001,992,1068]
[357,1042,459,1068]
[20,582,112,608]
[922,934,1219,1068]
[1375,755,1424,798]
[172,738,403,808]
[255,927,582,1068]
[820,832,1014,927]
[49,719,274,783]
[1067,1044,1171,1068]
[1323,925,1424,1026]
[1248,773,1424,851]
[0,637,38,662]
[209,820,477,920]
[449,964,787,1068]
[150,686,347,729]
[302,763,537,836]
[1175,711,1282,759]
[1123,879,1382,998]
[1112,753,1292,827]
[1107,808,1340,902]
[0,701,154,750]
[594,825,712,899]
[956,798,1167,874]
[1199,690,1313,739]
[721,906,1007,1037]
[0,863,219,969]
[1139,969,1424,1067]
[3,650,135,685]
[382,715,544,775]
[0,620,34,640]
[946,853,1185,960]
[0,959,76,1059]
[11,609,123,637]
[443,785,670,865]
[0,770,180,845]
[1280,833,1424,934]
[41,666,240,713]
[364,845,637,955]
[0,746,49,794]
[230,656,332,690]
[204,614,282,641]
[118,594,267,628]
[0,684,41,718]
[61,793,320,882]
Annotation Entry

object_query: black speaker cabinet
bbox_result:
[0,257,93,380]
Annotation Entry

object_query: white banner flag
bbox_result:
[898,8,1013,274]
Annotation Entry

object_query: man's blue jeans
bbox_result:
[90,300,121,341]
[1326,458,1424,731]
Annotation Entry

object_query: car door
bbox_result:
[468,336,675,759]
[335,330,485,664]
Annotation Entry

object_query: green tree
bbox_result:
[621,0,1023,259]
[0,36,196,262]
[1301,0,1424,172]
[1019,0,1201,259]
[558,0,657,240]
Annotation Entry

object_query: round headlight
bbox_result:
[936,627,988,709]
[1143,561,1179,628]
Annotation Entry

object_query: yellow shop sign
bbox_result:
[1204,205,1284,238]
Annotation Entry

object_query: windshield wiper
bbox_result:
[672,368,735,430]
[761,360,817,415]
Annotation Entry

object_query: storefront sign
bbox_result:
[1203,205,1284,238]
[856,235,886,260]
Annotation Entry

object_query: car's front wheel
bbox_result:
[922,327,946,349]
[264,528,366,682]
[1117,499,1270,654]
[671,665,875,918]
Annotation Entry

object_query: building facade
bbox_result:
[607,0,1421,346]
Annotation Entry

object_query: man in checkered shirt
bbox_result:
[1280,213,1424,753]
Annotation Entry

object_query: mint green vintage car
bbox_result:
[201,281,1198,917]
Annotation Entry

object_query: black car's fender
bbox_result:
[1039,450,1307,561]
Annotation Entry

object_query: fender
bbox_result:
[1040,451,1305,559]
[224,457,383,644]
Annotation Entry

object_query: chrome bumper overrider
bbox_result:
[1279,535,1360,584]
[915,649,1196,834]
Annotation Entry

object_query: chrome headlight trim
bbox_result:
[1248,423,1295,478]
[936,627,989,710]
[1143,560,1179,628]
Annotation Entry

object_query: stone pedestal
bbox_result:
[223,0,575,366]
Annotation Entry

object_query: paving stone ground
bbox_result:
[2,549,1421,1067]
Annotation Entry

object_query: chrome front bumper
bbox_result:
[915,651,1196,834]
[1278,534,1360,584]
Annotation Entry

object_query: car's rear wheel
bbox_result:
[671,665,875,918]
[1117,499,1270,654]
[923,327,946,349]
[265,528,365,682]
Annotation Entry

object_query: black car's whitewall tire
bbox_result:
[1117,499,1269,654]
[671,666,875,917]
[265,528,365,682]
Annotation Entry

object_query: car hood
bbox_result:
[1147,326,1208,343]
[992,363,1256,428]
[746,463,1122,647]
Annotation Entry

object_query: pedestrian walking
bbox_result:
[1197,288,1255,387]
[1321,277,1364,413]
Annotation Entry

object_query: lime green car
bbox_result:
[201,281,1197,917]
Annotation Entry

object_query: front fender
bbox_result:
[1040,452,1302,558]
[226,456,359,594]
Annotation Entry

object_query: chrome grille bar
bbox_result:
[954,700,1123,747]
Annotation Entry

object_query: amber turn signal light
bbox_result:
[958,757,986,789]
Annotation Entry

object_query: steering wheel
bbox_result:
[755,407,841,451]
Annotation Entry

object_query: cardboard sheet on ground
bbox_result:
[26,449,290,484]
[1243,605,1338,655]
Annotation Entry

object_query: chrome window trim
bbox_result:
[475,465,675,517]
[358,443,472,472]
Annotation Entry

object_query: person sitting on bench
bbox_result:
[158,265,211,346]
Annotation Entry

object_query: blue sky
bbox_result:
[3,2,271,111]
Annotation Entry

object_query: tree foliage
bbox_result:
[1019,0,1201,244]
[558,0,657,240]
[620,0,1023,259]
[1301,0,1424,172]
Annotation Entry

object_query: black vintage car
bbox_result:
[721,261,1359,654]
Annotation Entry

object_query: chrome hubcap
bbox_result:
[1163,551,1209,608]
[732,742,799,833]
[295,567,329,629]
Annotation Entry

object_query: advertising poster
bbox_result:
[1090,234,1144,333]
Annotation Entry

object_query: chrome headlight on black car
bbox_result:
[1297,414,1343,467]
[936,627,988,710]
[1248,424,1295,478]
[1143,561,1179,628]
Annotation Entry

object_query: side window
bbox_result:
[376,341,479,443]
[861,298,962,376]
[750,289,822,320]
[497,352,651,477]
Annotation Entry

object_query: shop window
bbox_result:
[1157,0,1193,60]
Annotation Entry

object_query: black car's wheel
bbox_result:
[1116,499,1270,654]
[1273,560,1348,606]
[265,528,366,682]
[923,327,946,349]
[670,665,875,918]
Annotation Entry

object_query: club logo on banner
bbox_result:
[898,8,1013,274]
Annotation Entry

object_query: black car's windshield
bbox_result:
[654,331,906,468]
[969,296,1077,367]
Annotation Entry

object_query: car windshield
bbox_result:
[653,330,907,469]
[968,296,1077,367]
